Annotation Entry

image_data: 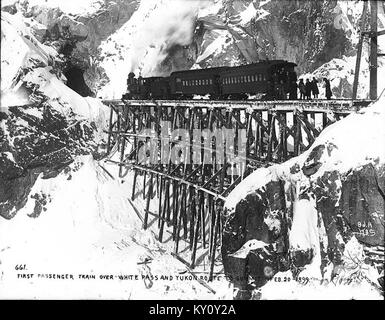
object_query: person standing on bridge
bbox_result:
[311,77,319,99]
[323,78,332,100]
[305,79,312,100]
[298,79,306,100]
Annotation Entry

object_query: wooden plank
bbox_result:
[353,1,369,99]
[143,173,153,229]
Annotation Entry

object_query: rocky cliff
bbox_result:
[1,10,109,219]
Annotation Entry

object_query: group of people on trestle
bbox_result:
[297,77,332,100]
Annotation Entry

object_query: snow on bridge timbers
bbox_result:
[221,96,385,298]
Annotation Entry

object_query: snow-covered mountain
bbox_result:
[1,0,384,300]
[2,0,384,99]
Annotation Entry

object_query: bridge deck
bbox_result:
[103,98,372,113]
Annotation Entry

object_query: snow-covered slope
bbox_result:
[0,156,224,299]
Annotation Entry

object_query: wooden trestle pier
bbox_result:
[103,98,371,280]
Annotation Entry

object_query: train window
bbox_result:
[247,76,250,82]
[263,74,267,81]
[176,78,181,83]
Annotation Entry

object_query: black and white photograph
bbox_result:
[0,0,384,303]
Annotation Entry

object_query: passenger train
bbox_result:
[122,60,298,101]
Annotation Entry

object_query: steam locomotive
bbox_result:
[122,60,298,101]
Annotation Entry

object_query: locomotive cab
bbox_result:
[122,73,170,100]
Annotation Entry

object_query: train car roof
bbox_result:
[169,60,297,77]
[221,60,297,72]
[170,66,231,76]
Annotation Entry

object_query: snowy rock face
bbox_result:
[1,10,109,219]
[3,0,383,99]
[1,0,139,96]
[0,101,99,219]
[222,95,385,296]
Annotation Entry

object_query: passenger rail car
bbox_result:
[123,60,298,101]
[169,66,230,99]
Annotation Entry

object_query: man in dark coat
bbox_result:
[289,80,298,100]
[298,79,305,100]
[323,78,332,100]
[305,79,312,100]
[311,77,319,99]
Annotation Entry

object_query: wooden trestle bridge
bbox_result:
[103,98,371,280]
